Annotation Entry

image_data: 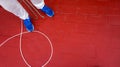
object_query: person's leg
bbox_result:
[30,0,54,17]
[0,0,34,32]
[30,0,45,9]
[0,0,28,20]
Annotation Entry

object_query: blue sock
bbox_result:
[23,17,34,32]
[41,5,54,17]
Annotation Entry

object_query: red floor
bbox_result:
[0,0,120,67]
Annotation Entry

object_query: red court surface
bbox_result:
[0,0,120,67]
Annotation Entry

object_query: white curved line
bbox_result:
[0,33,20,47]
[0,20,54,67]
[19,20,31,67]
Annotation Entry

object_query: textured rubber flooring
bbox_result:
[0,0,120,67]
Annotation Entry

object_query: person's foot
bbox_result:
[41,5,54,17]
[23,17,34,32]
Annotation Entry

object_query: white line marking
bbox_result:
[0,20,54,67]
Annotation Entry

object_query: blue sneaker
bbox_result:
[23,17,34,32]
[41,5,54,17]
